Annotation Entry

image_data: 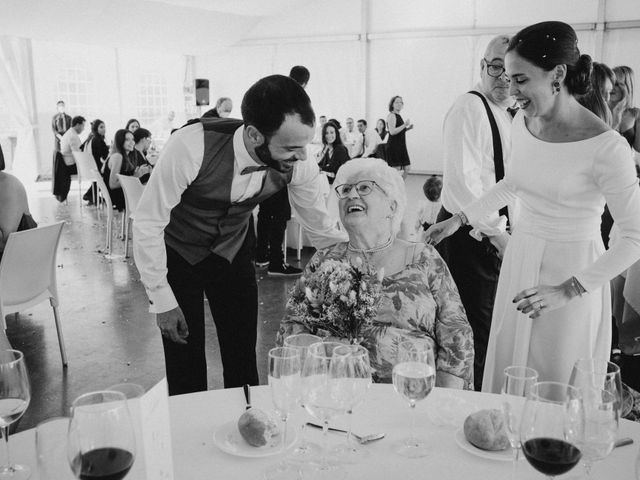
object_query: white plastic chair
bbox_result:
[73,151,116,255]
[74,149,97,207]
[0,222,68,366]
[116,175,144,258]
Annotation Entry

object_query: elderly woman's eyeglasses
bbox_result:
[334,180,384,199]
[483,59,507,78]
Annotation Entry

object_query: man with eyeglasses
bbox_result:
[436,35,517,391]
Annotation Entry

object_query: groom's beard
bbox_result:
[254,140,295,173]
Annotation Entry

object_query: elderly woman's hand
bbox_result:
[513,279,579,319]
[424,216,462,246]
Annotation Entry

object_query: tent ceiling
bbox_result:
[0,0,313,55]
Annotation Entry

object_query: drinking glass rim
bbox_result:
[0,349,25,366]
[530,381,581,404]
[283,333,323,349]
[268,346,300,360]
[504,365,538,381]
[307,341,345,358]
[71,390,127,410]
[573,357,620,375]
[333,344,369,358]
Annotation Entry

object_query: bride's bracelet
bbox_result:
[569,276,587,297]
[454,211,468,226]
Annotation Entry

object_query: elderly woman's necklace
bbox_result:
[347,236,393,254]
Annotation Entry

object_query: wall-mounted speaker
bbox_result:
[195,78,210,106]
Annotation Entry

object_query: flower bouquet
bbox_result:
[286,256,384,344]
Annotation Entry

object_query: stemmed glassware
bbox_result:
[264,346,302,480]
[501,366,538,480]
[391,340,435,458]
[283,333,323,459]
[569,358,623,417]
[301,342,350,480]
[0,350,30,479]
[576,387,618,478]
[330,344,372,463]
[67,391,136,480]
[520,382,585,480]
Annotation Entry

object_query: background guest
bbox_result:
[53,116,84,202]
[610,66,640,155]
[415,175,443,241]
[51,100,71,161]
[81,119,110,204]
[317,121,350,184]
[352,119,381,158]
[125,118,141,133]
[202,97,233,119]
[374,118,388,161]
[340,117,359,157]
[278,158,474,388]
[578,62,616,126]
[102,129,137,211]
[288,65,310,89]
[386,96,413,178]
[131,128,154,184]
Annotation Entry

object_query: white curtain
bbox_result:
[0,36,38,183]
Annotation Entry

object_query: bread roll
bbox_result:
[463,409,509,451]
[237,408,280,447]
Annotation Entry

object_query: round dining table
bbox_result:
[11,384,640,479]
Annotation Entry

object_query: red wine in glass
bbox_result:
[71,447,134,480]
[523,437,582,477]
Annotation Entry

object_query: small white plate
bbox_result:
[213,420,298,458]
[454,428,512,462]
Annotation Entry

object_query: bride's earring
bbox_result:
[552,80,561,95]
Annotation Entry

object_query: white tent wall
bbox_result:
[195,0,639,174]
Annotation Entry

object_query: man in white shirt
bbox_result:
[133,75,346,395]
[60,116,85,166]
[340,117,358,157]
[437,35,514,391]
[352,119,382,158]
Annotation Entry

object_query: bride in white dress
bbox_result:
[427,21,640,392]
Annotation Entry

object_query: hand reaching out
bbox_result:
[424,216,462,246]
[513,279,578,319]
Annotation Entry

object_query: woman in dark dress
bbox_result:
[81,119,110,204]
[386,95,413,179]
[316,122,350,184]
[102,129,136,211]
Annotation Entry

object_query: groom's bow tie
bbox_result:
[241,165,269,175]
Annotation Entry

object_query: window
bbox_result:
[55,67,94,115]
[137,73,168,125]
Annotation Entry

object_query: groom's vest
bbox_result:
[164,117,293,265]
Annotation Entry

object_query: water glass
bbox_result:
[283,333,323,459]
[301,342,350,480]
[501,366,538,479]
[578,387,618,478]
[392,340,435,458]
[36,417,75,480]
[331,344,372,462]
[0,350,31,480]
[569,358,622,417]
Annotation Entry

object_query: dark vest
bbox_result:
[164,117,293,265]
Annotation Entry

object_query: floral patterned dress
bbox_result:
[277,242,474,390]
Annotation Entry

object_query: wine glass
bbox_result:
[520,382,584,479]
[569,358,623,417]
[577,387,618,478]
[301,342,350,480]
[0,350,30,479]
[264,347,302,480]
[330,344,372,463]
[392,340,435,458]
[501,366,538,480]
[283,333,323,459]
[67,391,136,480]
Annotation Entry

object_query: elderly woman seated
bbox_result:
[278,158,474,389]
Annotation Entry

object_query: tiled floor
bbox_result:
[9,175,428,432]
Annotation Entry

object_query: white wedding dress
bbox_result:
[464,112,640,393]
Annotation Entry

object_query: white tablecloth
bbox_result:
[12,385,640,479]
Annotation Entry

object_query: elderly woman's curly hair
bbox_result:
[333,157,407,236]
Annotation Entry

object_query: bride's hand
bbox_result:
[513,279,578,319]
[424,217,461,246]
